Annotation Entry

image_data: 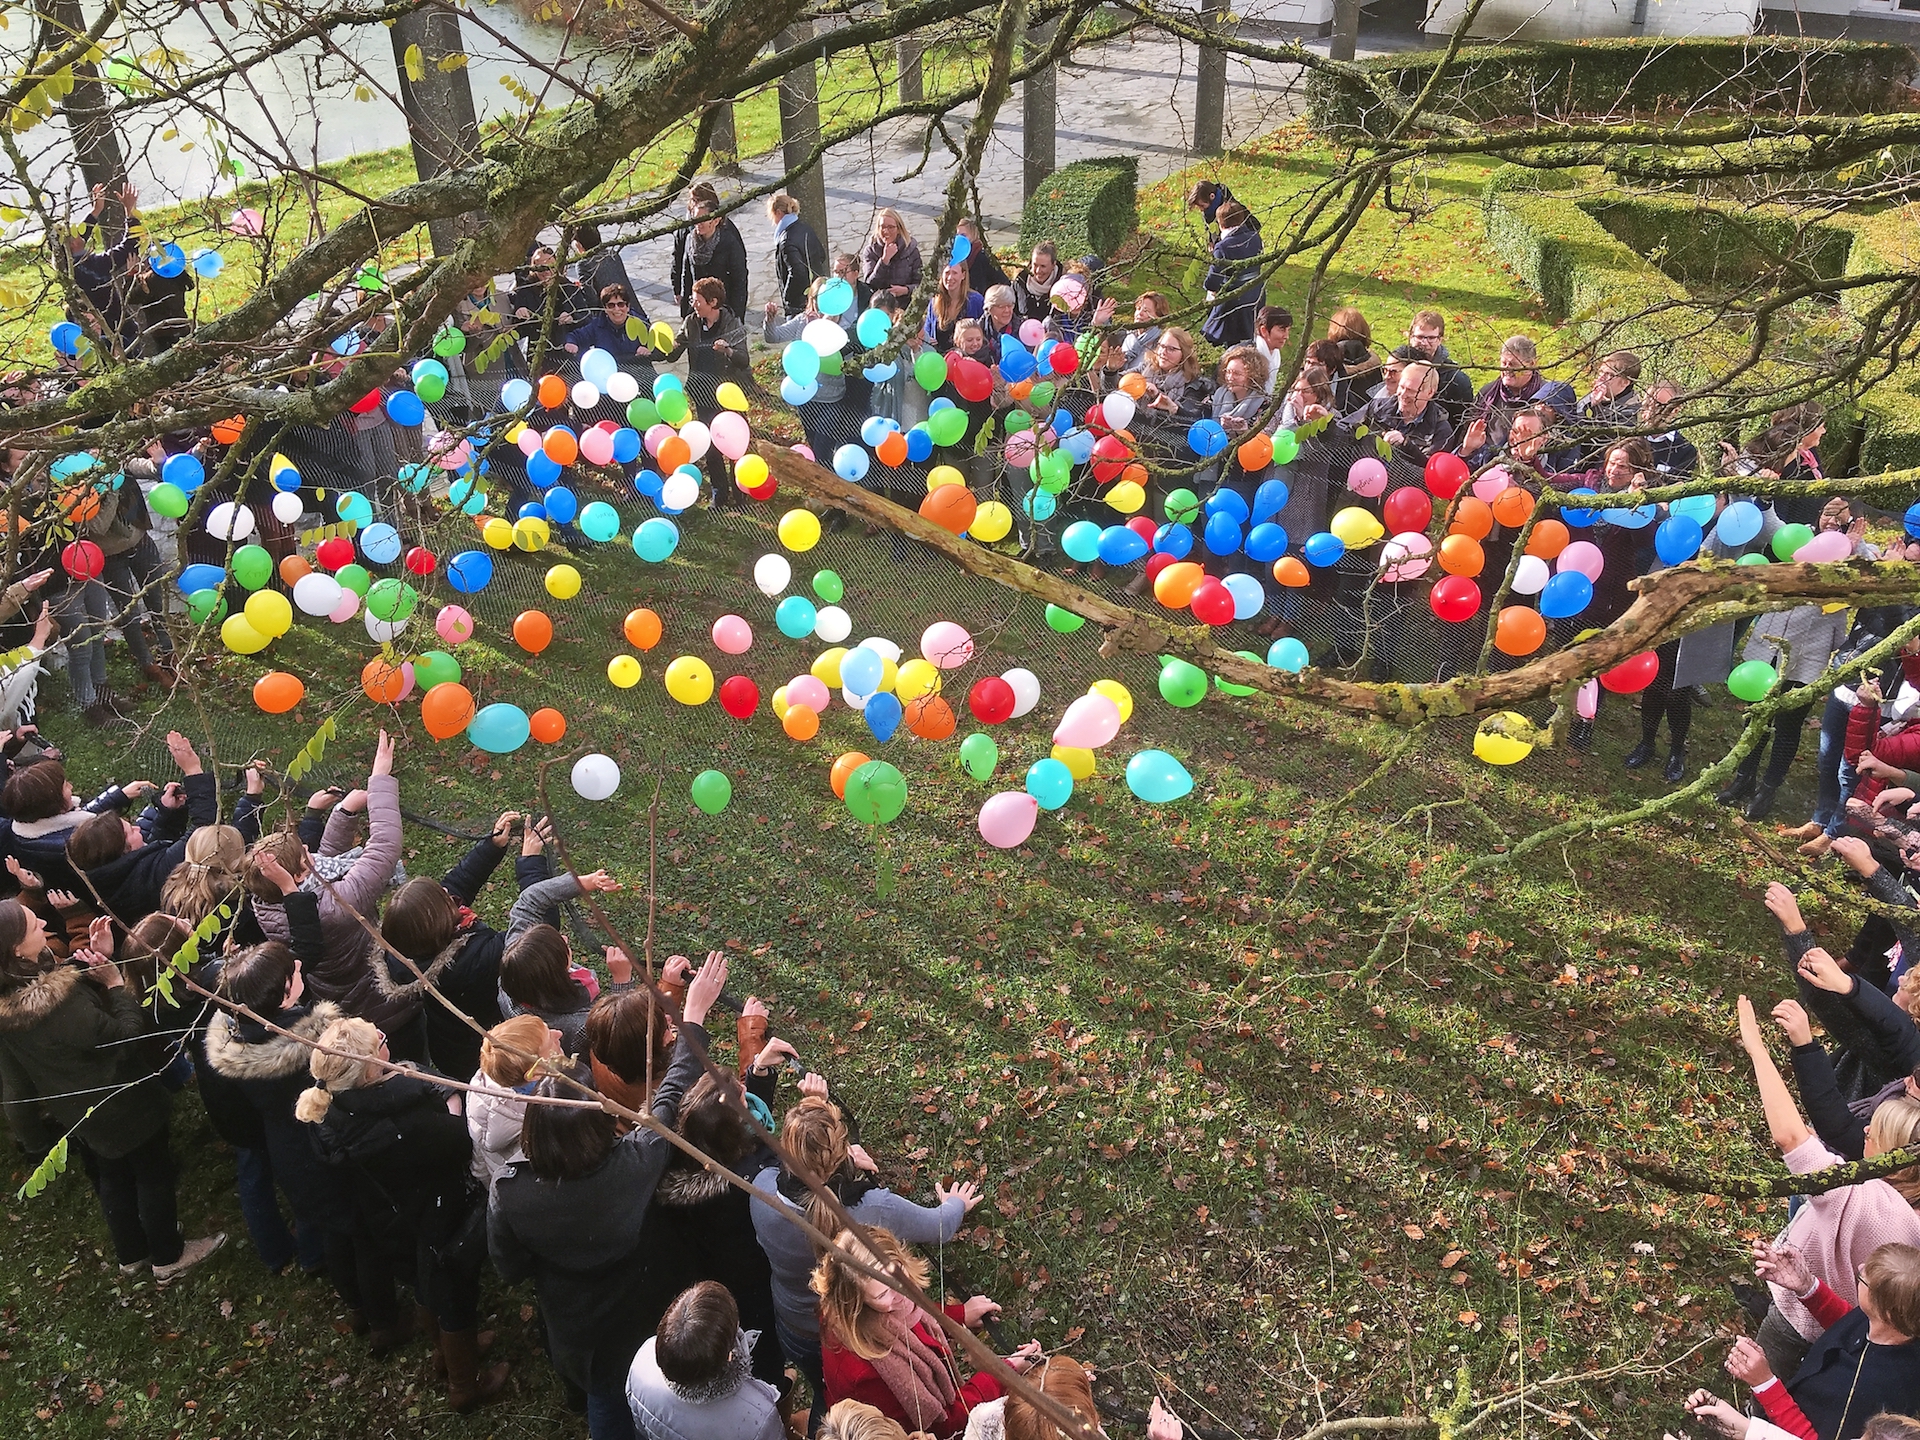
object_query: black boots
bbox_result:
[1718,769,1757,807]
[1570,718,1594,752]
[1746,784,1779,822]
[1624,741,1655,769]
[1664,747,1688,783]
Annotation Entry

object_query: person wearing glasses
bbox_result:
[565,284,650,358]
[1389,310,1472,428]
[660,278,751,507]
[1576,349,1643,466]
[510,246,588,355]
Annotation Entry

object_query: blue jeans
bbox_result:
[234,1146,324,1273]
[778,1317,826,1436]
[1812,694,1852,828]
[586,1382,637,1440]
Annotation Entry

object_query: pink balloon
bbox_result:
[579,428,615,466]
[711,412,751,461]
[712,614,753,654]
[788,674,830,712]
[1054,692,1121,749]
[920,621,974,669]
[1005,430,1038,469]
[1557,541,1604,581]
[328,592,360,623]
[435,439,473,471]
[644,423,675,457]
[1348,457,1389,497]
[1018,320,1046,347]
[393,662,416,704]
[1380,531,1433,583]
[435,604,474,645]
[978,791,1039,850]
[1794,530,1853,563]
[791,443,815,462]
[1472,466,1512,503]
[228,207,264,237]
[516,428,543,458]
[1576,678,1600,721]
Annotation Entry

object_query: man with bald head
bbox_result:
[1338,357,1454,460]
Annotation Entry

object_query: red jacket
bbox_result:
[1752,1278,1852,1440]
[1847,697,1920,810]
[820,1302,1007,1439]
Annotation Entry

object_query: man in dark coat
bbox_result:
[1202,201,1263,348]
[772,196,828,316]
[672,197,749,320]
[1337,361,1455,463]
[1390,309,1474,431]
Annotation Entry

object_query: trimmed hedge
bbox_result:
[1579,194,1855,292]
[1307,37,1916,138]
[1019,156,1138,263]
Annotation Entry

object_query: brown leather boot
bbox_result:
[442,1327,509,1412]
[737,1010,769,1071]
[423,1306,492,1379]
[367,1305,416,1357]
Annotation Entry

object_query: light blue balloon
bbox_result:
[1222,572,1265,620]
[833,445,871,482]
[1600,502,1657,530]
[840,646,884,696]
[462,491,487,516]
[1907,500,1920,540]
[1671,493,1718,525]
[782,340,820,385]
[543,486,578,524]
[1126,749,1194,803]
[336,492,374,525]
[1251,478,1290,522]
[1245,523,1289,563]
[49,452,95,480]
[863,362,898,383]
[652,373,684,399]
[819,279,855,317]
[410,358,449,392]
[1268,637,1309,672]
[1061,521,1102,564]
[191,248,224,279]
[446,550,493,593]
[864,691,903,743]
[359,522,402,564]
[1538,571,1593,619]
[177,563,225,595]
[1716,500,1763,547]
[579,348,618,386]
[781,376,819,406]
[398,463,428,494]
[579,501,621,542]
[1154,523,1194,559]
[950,233,972,264]
[1021,488,1056,521]
[860,415,899,447]
[468,703,531,755]
[500,378,533,411]
[1062,429,1096,465]
[1025,758,1073,811]
[856,308,891,348]
[633,517,679,562]
[1654,515,1704,565]
[776,595,818,639]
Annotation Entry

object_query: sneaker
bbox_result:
[153,1232,226,1285]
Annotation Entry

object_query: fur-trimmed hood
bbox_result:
[369,933,469,1003]
[204,1001,344,1082]
[655,1162,732,1208]
[0,963,83,1033]
[7,807,91,842]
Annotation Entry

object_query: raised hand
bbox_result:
[1772,998,1813,1047]
[254,850,298,897]
[165,730,202,775]
[371,728,395,778]
[491,810,522,846]
[1762,881,1805,931]
[1798,947,1855,995]
[604,945,633,985]
[1148,1399,1184,1440]
[1724,1335,1774,1388]
[684,951,728,1027]
[575,869,622,893]
[1752,1239,1814,1294]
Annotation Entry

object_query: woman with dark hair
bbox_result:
[660,277,752,508]
[0,759,137,898]
[770,194,828,318]
[627,1281,786,1440]
[565,284,652,360]
[498,921,633,1058]
[1762,401,1830,527]
[489,953,729,1440]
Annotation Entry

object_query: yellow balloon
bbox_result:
[504,421,526,444]
[244,589,293,638]
[221,613,270,655]
[926,465,966,493]
[545,563,582,600]
[664,655,714,705]
[971,501,1012,543]
[1473,711,1536,766]
[777,508,821,553]
[650,320,677,353]
[736,454,769,489]
[607,654,642,688]
[482,517,514,549]
[1052,745,1097,780]
[1104,481,1146,514]
[1089,678,1134,724]
[895,658,941,702]
[811,647,848,688]
[771,685,792,719]
[513,517,551,552]
[1329,506,1385,548]
[716,382,750,412]
[875,656,899,694]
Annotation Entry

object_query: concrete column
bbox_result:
[1022,22,1057,202]
[389,3,483,253]
[50,0,129,229]
[1329,0,1362,61]
[897,36,925,103]
[709,100,740,176]
[775,23,829,235]
[1194,0,1228,156]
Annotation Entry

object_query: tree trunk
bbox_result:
[49,0,129,231]
[897,35,925,103]
[1328,0,1362,63]
[775,22,829,236]
[709,101,741,176]
[1194,0,1227,156]
[1021,21,1057,201]
[390,3,484,255]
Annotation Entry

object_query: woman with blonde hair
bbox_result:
[1136,326,1202,431]
[814,1227,1037,1437]
[966,1352,1103,1440]
[468,1013,563,1187]
[823,1398,929,1440]
[860,210,922,300]
[158,822,246,929]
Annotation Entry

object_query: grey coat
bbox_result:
[1745,604,1852,686]
[625,1335,784,1440]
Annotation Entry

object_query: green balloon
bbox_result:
[367,578,418,622]
[812,570,845,604]
[819,350,843,377]
[413,649,461,689]
[1165,489,1201,525]
[1728,659,1778,703]
[1738,552,1770,566]
[185,587,226,624]
[1037,450,1073,493]
[913,350,948,392]
[1271,429,1300,464]
[148,482,189,519]
[1215,651,1263,697]
[415,374,448,404]
[1771,523,1815,561]
[656,390,691,426]
[927,408,967,448]
[690,769,733,815]
[432,327,467,358]
[1045,604,1085,634]
[1003,410,1033,434]
[1158,657,1208,708]
[844,760,906,825]
[626,397,660,430]
[960,732,998,782]
[1027,381,1055,410]
[335,563,372,598]
[231,544,273,591]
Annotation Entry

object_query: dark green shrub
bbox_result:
[1019,156,1139,262]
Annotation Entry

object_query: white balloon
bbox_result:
[813,605,851,643]
[860,636,903,663]
[271,490,305,524]
[206,501,255,541]
[570,380,601,409]
[754,553,792,596]
[1102,392,1137,431]
[1511,554,1551,596]
[605,370,640,404]
[801,318,848,355]
[660,471,701,512]
[1001,667,1041,718]
[292,572,343,617]
[841,686,870,711]
[571,753,622,801]
[678,421,712,464]
[365,610,408,643]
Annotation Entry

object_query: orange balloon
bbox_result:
[420,682,476,740]
[513,610,554,654]
[252,671,304,714]
[1120,462,1149,489]
[1525,518,1570,559]
[1450,497,1494,541]
[1008,380,1034,402]
[211,416,246,445]
[1438,533,1485,578]
[1494,605,1547,657]
[543,430,579,466]
[1154,560,1206,609]
[1272,556,1311,588]
[1491,485,1534,529]
[279,554,313,586]
[1118,372,1147,399]
[830,751,872,799]
[905,693,956,740]
[657,436,691,473]
[63,487,101,524]
[530,707,567,744]
[919,484,977,535]
[876,432,908,468]
[537,374,567,408]
[624,607,663,650]
[783,703,820,741]
[361,656,409,704]
[1236,433,1273,471]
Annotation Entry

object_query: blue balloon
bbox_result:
[191,248,223,279]
[48,452,94,480]
[518,503,548,522]
[150,243,186,278]
[579,502,621,542]
[1671,493,1718,525]
[1061,521,1102,564]
[1223,572,1264,620]
[462,490,487,516]
[543,486,578,524]
[1061,429,1096,465]
[776,595,818,638]
[780,376,818,406]
[1654,515,1705,566]
[833,445,871,482]
[272,460,302,491]
[1251,478,1290,523]
[1716,500,1763,547]
[1303,532,1346,567]
[928,397,954,415]
[359,522,403,564]
[633,517,679,562]
[177,563,225,595]
[468,703,531,755]
[1559,488,1600,528]
[1153,523,1194,559]
[1187,420,1228,458]
[1096,526,1149,565]
[1025,758,1074,812]
[1245,523,1289,563]
[579,348,617,387]
[1021,488,1056,521]
[526,451,563,487]
[1203,512,1243,556]
[1906,500,1920,540]
[860,415,899,447]
[446,550,493,593]
[1126,749,1194,803]
[162,453,205,492]
[336,492,373,526]
[819,279,855,317]
[864,691,903,743]
[500,378,533,410]
[951,233,972,263]
[841,647,884,696]
[611,427,642,463]
[856,308,891,349]
[782,341,820,385]
[1539,571,1594,619]
[384,390,426,427]
[634,470,664,500]
[652,373,684,400]
[999,347,1035,382]
[863,362,898,383]
[905,427,934,463]
[1600,502,1657,530]
[1205,489,1250,525]
[1268,637,1309,672]
[49,321,82,356]
[1051,410,1073,437]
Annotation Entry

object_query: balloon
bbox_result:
[920,483,978,535]
[752,553,795,598]
[1025,758,1074,811]
[1125,750,1194,803]
[1153,562,1205,610]
[895,659,941,704]
[688,769,732,815]
[706,674,754,721]
[1190,579,1234,627]
[1560,489,1600,528]
[178,563,227,596]
[606,654,642,688]
[920,621,974,669]
[1796,529,1854,563]
[1601,651,1661,693]
[162,453,205,491]
[291,572,342,618]
[625,608,664,650]
[334,564,372,599]
[1449,499,1494,542]
[845,760,907,824]
[1158,657,1208,708]
[1771,524,1813,562]
[1303,532,1346,567]
[700,614,748,656]
[206,501,256,542]
[1511,555,1550,595]
[60,540,104,581]
[361,655,410,703]
[788,675,831,714]
[1203,513,1242,557]
[1715,500,1764,547]
[271,491,304,524]
[421,683,477,740]
[1382,488,1433,536]
[253,671,304,714]
[1273,556,1311,587]
[244,589,293,638]
[1056,692,1122,749]
[633,518,680,563]
[978,791,1038,848]
[961,733,999,782]
[1425,452,1469,499]
[1095,526,1148,566]
[1473,712,1536,765]
[1061,522,1102,565]
[776,596,818,639]
[1577,678,1600,721]
[543,564,583,602]
[571,753,622,801]
[665,656,715,705]
[1380,532,1433,583]
[1557,541,1604,581]
[148,483,189,518]
[1347,457,1389,497]
[366,578,419,622]
[1654,516,1704,566]
[1430,574,1482,622]
[1539,571,1594,619]
[1729,660,1778,702]
[778,510,822,552]
[413,650,461,690]
[1525,519,1571,560]
[961,676,1014,726]
[864,691,904,743]
[1494,606,1547,656]
[1045,604,1086,635]
[1268,637,1309,672]
[446,551,494,593]
[782,341,821,385]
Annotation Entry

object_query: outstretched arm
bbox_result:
[1739,995,1813,1155]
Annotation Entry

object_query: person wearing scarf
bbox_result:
[626,1282,785,1440]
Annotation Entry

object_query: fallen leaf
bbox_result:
[1403,1225,1425,1240]
[1441,1250,1466,1268]
[1457,1310,1478,1324]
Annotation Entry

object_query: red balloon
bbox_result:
[1144,552,1178,584]
[60,539,104,581]
[1049,345,1079,377]
[1381,487,1433,535]
[404,546,437,576]
[719,675,759,720]
[968,676,1016,725]
[1425,452,1470,500]
[1190,578,1235,626]
[950,357,994,404]
[1126,515,1157,544]
[1429,574,1482,623]
[316,536,355,571]
[349,389,382,415]
[1599,651,1661,694]
[1091,434,1132,483]
[1085,403,1108,434]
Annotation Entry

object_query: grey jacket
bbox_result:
[1745,604,1852,686]
[625,1334,785,1440]
[494,871,633,1057]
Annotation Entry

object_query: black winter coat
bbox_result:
[0,962,168,1158]
[672,218,749,320]
[78,771,217,923]
[309,1069,476,1253]
[774,219,828,316]
[0,784,131,898]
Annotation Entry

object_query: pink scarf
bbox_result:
[868,1305,961,1433]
